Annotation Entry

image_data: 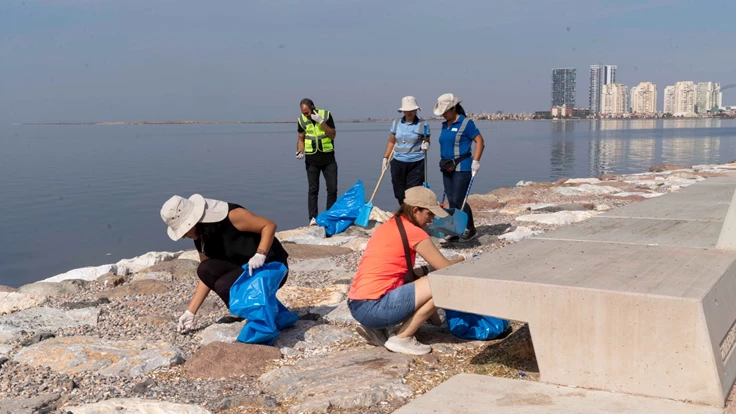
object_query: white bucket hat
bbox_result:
[433,93,462,116]
[160,194,229,241]
[398,96,421,112]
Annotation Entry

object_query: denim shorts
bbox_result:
[348,283,416,329]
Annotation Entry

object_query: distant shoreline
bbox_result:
[20,120,394,125]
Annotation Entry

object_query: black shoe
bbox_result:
[459,228,478,242]
[216,315,245,324]
[444,234,460,243]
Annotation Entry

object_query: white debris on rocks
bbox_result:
[43,264,117,283]
[516,210,599,225]
[554,184,621,196]
[498,226,544,242]
[115,251,179,276]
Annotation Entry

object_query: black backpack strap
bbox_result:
[395,217,416,284]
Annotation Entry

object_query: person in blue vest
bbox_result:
[382,96,431,205]
[434,93,485,242]
[295,98,338,226]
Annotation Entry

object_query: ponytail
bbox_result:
[454,103,467,116]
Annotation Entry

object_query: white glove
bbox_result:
[471,160,480,175]
[296,151,304,160]
[178,310,195,333]
[248,253,267,275]
[310,112,324,124]
[421,141,430,151]
[382,157,389,170]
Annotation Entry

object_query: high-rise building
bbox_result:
[696,82,722,113]
[589,64,617,113]
[674,81,697,114]
[630,82,658,114]
[629,86,638,113]
[551,68,576,108]
[664,86,676,114]
[600,83,628,115]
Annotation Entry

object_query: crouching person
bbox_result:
[160,194,289,332]
[347,187,465,355]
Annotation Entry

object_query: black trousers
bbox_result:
[306,160,338,220]
[390,158,425,205]
[197,259,289,308]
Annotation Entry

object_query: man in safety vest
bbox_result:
[296,98,338,226]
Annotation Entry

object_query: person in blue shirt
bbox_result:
[433,93,485,242]
[382,96,431,205]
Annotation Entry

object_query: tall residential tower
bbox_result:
[630,82,658,114]
[589,64,617,114]
[552,68,577,108]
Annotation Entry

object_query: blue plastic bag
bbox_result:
[315,180,365,236]
[229,262,298,345]
[444,309,509,341]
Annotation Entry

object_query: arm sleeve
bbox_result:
[193,239,202,253]
[424,123,431,137]
[297,123,305,133]
[465,120,480,140]
[326,113,336,129]
[407,221,431,248]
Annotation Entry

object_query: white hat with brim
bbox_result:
[398,96,421,112]
[433,93,462,116]
[161,194,229,241]
[403,187,449,218]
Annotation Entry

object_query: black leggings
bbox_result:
[197,259,289,307]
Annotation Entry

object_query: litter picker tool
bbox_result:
[355,153,392,227]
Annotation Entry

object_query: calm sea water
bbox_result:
[2,119,736,287]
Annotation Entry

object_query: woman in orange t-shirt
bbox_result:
[347,186,467,355]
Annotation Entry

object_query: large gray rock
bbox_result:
[554,184,620,196]
[182,342,281,379]
[132,271,173,282]
[0,292,47,315]
[64,398,211,413]
[0,393,60,414]
[311,300,355,325]
[260,348,413,412]
[115,251,178,276]
[17,280,85,297]
[14,336,184,377]
[289,258,347,273]
[198,320,247,345]
[274,320,353,350]
[0,307,99,343]
[134,259,199,281]
[282,244,353,260]
[43,264,116,282]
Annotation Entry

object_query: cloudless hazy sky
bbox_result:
[1,0,734,122]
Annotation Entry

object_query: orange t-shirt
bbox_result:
[348,216,430,300]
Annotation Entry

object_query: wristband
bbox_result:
[421,265,429,276]
[256,249,267,255]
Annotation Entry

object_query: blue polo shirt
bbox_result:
[390,117,431,163]
[438,115,480,172]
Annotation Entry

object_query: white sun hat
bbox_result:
[160,194,229,241]
[398,96,421,112]
[433,93,462,116]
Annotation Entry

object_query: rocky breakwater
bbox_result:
[2,162,735,413]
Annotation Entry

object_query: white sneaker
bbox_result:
[384,335,431,355]
[309,218,317,226]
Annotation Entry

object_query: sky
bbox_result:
[1,0,734,122]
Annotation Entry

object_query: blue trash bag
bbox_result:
[228,262,299,345]
[315,180,365,236]
[444,309,509,341]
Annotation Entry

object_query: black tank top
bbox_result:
[193,203,288,266]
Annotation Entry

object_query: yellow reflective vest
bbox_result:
[298,109,334,154]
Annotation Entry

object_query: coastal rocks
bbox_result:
[274,321,354,350]
[532,203,590,213]
[198,320,248,345]
[63,398,212,414]
[289,258,347,273]
[499,205,530,215]
[115,251,178,276]
[649,163,691,172]
[611,191,663,198]
[311,300,355,325]
[61,297,110,310]
[0,292,47,315]
[554,184,620,196]
[43,264,116,283]
[0,307,99,343]
[516,211,599,226]
[369,206,393,223]
[277,226,326,242]
[498,226,544,242]
[99,280,172,298]
[97,273,126,287]
[17,280,87,297]
[260,348,413,412]
[565,178,602,184]
[282,244,353,260]
[134,259,199,282]
[0,286,15,293]
[182,342,281,380]
[14,336,185,377]
[177,250,201,262]
[0,393,60,414]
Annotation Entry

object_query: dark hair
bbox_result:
[299,98,315,109]
[453,103,467,116]
[393,204,426,229]
[195,221,224,244]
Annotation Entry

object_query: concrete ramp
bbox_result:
[429,178,736,407]
[394,374,723,414]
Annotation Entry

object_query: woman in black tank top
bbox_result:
[160,194,289,333]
